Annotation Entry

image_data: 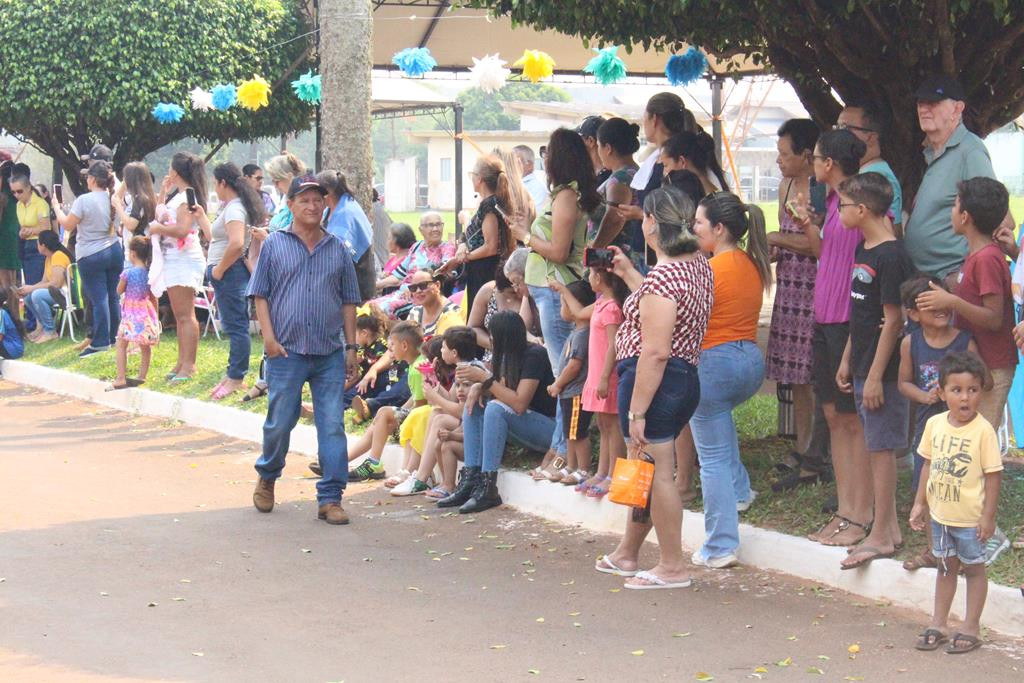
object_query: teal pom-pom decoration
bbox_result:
[291,70,322,104]
[665,47,708,86]
[584,46,628,86]
[152,102,185,124]
[392,47,437,78]
[211,84,237,111]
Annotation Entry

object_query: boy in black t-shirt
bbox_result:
[835,172,915,570]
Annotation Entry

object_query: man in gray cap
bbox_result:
[903,75,1003,280]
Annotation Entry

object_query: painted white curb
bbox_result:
[4,359,1023,638]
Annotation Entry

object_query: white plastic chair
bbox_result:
[194,285,221,339]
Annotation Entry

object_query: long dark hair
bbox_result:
[123,161,156,235]
[545,128,601,213]
[699,191,772,293]
[487,310,529,390]
[37,230,74,262]
[215,162,267,226]
[645,92,699,136]
[663,131,729,192]
[171,152,208,210]
[0,287,26,340]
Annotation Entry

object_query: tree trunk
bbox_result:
[319,0,374,214]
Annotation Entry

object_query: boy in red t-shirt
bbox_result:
[916,177,1016,430]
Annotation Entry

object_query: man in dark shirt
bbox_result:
[247,174,361,525]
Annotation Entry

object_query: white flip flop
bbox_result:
[623,570,692,590]
[594,554,637,577]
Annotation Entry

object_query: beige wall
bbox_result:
[422,135,545,211]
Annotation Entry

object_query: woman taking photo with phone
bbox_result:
[595,184,712,590]
[150,152,208,381]
[52,161,123,357]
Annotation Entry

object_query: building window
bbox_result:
[440,157,452,181]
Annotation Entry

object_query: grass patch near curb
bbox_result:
[18,339,1024,587]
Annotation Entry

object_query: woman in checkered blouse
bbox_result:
[593,184,713,590]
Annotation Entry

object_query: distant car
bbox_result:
[373,182,385,204]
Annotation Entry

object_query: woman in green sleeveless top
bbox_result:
[510,128,602,462]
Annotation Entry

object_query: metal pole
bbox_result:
[711,75,724,166]
[454,102,464,238]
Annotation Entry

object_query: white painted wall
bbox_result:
[384,157,417,212]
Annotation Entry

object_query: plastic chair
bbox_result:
[53,263,84,342]
[194,285,221,339]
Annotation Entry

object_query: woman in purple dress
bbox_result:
[766,119,820,469]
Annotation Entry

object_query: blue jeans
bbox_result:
[690,341,765,560]
[365,373,409,414]
[19,239,45,327]
[76,242,124,348]
[208,261,251,380]
[528,284,571,455]
[256,348,349,504]
[462,400,556,472]
[25,288,56,333]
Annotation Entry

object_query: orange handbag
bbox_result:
[608,450,655,508]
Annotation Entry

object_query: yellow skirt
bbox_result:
[399,405,433,454]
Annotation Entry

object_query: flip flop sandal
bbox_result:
[840,545,895,570]
[104,383,131,392]
[125,377,145,387]
[945,633,982,654]
[165,371,179,381]
[915,628,949,651]
[242,384,268,402]
[561,470,589,486]
[425,486,450,499]
[623,570,692,590]
[211,382,238,400]
[903,550,937,571]
[594,554,637,577]
[586,476,612,498]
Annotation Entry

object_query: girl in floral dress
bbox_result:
[108,237,160,390]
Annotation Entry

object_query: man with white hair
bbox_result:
[514,145,548,210]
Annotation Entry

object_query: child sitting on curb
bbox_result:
[911,351,1002,655]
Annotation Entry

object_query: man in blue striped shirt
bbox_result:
[247,174,361,525]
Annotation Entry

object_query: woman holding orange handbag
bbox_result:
[593,184,713,590]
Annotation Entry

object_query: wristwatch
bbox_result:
[627,411,646,421]
[344,343,358,351]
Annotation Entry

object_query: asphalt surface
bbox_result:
[2,379,1023,682]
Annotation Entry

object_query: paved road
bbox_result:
[1,380,1022,682]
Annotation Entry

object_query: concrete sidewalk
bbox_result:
[2,381,1022,682]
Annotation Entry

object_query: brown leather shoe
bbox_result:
[253,478,275,512]
[318,502,349,525]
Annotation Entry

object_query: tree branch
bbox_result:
[933,0,957,74]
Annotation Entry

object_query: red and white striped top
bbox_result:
[615,258,714,365]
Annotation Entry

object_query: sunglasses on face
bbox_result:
[407,281,434,292]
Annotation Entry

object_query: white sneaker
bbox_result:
[391,476,429,497]
[737,489,758,513]
[691,549,738,569]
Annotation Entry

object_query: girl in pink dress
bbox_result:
[579,268,630,496]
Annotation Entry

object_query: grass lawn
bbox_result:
[18,336,1024,588]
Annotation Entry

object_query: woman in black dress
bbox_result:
[452,155,514,305]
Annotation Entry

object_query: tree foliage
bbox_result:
[0,0,315,191]
[471,0,1024,194]
[458,82,571,130]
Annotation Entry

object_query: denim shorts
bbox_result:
[931,520,986,565]
[616,356,700,444]
[852,378,909,452]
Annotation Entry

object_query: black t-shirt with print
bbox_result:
[849,239,914,380]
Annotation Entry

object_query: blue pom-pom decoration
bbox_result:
[211,84,237,111]
[665,47,708,87]
[152,102,185,124]
[392,47,438,78]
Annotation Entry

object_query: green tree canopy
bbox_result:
[458,82,571,130]
[0,0,314,191]
[472,0,1024,195]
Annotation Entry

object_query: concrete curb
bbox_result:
[4,359,1022,638]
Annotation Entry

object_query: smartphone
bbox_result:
[784,199,801,219]
[185,187,197,210]
[584,247,614,269]
[53,184,63,204]
[809,181,827,215]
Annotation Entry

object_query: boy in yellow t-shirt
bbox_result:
[910,351,1002,655]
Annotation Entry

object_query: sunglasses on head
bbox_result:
[407,281,434,292]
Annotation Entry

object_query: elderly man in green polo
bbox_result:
[904,75,1015,280]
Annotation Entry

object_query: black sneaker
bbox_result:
[79,345,112,358]
[308,461,322,477]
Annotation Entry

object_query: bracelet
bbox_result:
[627,411,645,421]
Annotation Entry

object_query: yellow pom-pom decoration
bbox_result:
[513,50,555,83]
[237,74,272,111]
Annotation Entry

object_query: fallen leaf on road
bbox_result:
[847,644,860,654]
[754,667,767,673]
[179,579,191,583]
[535,617,545,623]
[459,557,470,561]
[191,652,204,657]
[407,586,421,592]
[99,592,108,596]
[695,673,713,681]
[787,635,797,641]
[527,669,540,675]
[172,597,185,602]
[147,602,158,607]
[817,655,830,660]
[775,657,792,667]
[490,644,506,650]
[609,588,621,593]
[301,548,311,554]
[495,544,516,550]
[569,612,581,617]
[573,622,582,628]
[561,580,575,586]
[844,677,865,681]
[806,666,823,675]
[673,632,692,638]
[420,515,430,520]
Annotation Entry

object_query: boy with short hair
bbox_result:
[910,351,1002,655]
[836,172,915,570]
[546,279,596,485]
[897,275,979,571]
